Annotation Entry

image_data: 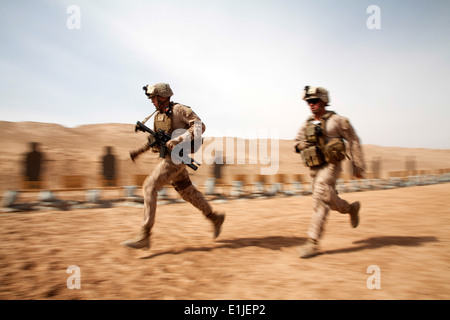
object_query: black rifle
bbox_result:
[132,121,200,171]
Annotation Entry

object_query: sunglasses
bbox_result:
[307,98,321,105]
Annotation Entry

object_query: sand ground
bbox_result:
[1,121,449,301]
[0,183,449,300]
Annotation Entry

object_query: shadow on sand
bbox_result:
[141,235,439,259]
[140,235,307,259]
[324,236,439,255]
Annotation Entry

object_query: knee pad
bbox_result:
[172,177,192,192]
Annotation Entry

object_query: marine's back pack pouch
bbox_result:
[324,138,347,164]
[301,145,326,167]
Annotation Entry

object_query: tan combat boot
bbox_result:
[121,229,150,249]
[206,212,225,239]
[349,201,361,228]
[298,238,320,259]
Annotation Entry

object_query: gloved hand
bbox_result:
[353,164,365,179]
[147,135,156,147]
[166,139,181,150]
[294,141,314,153]
[130,150,139,162]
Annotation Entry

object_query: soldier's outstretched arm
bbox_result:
[130,141,152,162]
[339,117,366,178]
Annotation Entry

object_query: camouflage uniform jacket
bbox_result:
[155,102,206,143]
[295,111,366,177]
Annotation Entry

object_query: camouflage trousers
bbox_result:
[141,157,212,235]
[307,163,351,241]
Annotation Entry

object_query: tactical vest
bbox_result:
[153,104,173,134]
[301,111,347,167]
[153,103,203,154]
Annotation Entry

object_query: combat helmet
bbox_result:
[143,83,173,98]
[302,86,329,104]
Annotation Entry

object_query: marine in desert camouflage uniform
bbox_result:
[294,86,366,258]
[122,83,225,249]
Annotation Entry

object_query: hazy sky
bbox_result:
[1,0,449,148]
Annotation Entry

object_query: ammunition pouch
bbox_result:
[301,145,326,167]
[324,138,346,164]
[300,111,346,167]
[305,123,322,143]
